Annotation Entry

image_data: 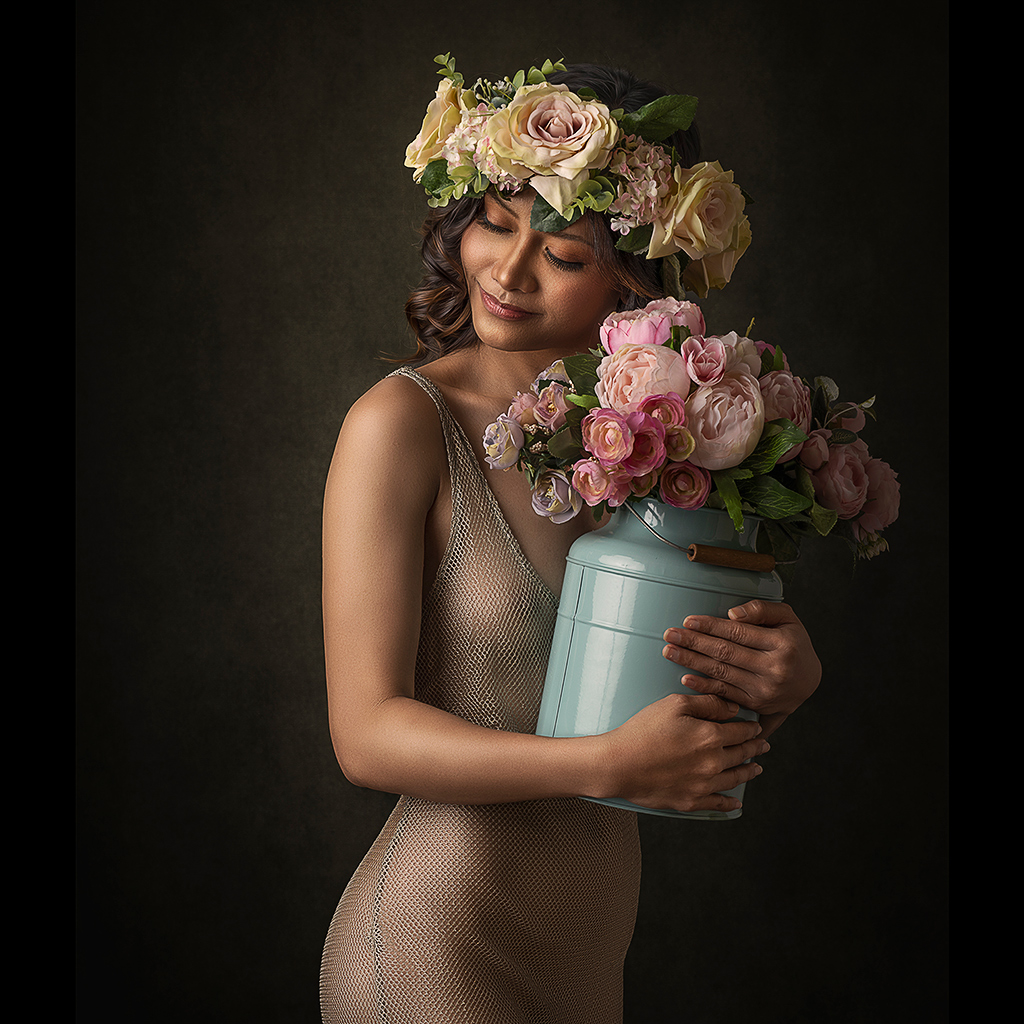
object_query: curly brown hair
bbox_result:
[398,64,702,365]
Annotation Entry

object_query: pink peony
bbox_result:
[572,459,632,507]
[852,458,900,538]
[759,370,812,461]
[596,343,691,410]
[680,335,727,386]
[715,332,761,377]
[684,373,765,471]
[600,308,674,353]
[659,462,712,509]
[810,439,870,519]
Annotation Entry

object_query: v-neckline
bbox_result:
[395,367,561,606]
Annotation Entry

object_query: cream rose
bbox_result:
[680,214,752,296]
[487,83,618,205]
[649,161,748,262]
[405,80,474,180]
[685,373,765,471]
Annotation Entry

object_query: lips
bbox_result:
[479,285,535,321]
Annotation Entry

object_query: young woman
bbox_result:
[320,62,821,1023]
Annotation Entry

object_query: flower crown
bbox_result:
[405,54,752,298]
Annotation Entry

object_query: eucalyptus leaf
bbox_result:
[530,194,581,233]
[420,159,452,195]
[828,428,859,445]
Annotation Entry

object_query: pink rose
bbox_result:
[759,370,812,461]
[680,335,727,386]
[852,458,900,538]
[595,343,691,410]
[531,469,582,523]
[581,408,634,466]
[684,373,765,471]
[659,462,712,509]
[533,382,573,431]
[618,412,667,477]
[810,439,869,519]
[572,459,632,507]
[799,429,831,471]
[509,390,539,425]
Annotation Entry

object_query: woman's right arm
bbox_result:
[323,377,768,814]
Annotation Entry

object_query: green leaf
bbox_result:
[739,419,809,475]
[737,475,812,520]
[547,426,584,462]
[614,223,654,254]
[420,159,452,195]
[562,352,601,395]
[618,94,699,142]
[566,393,600,409]
[530,193,582,233]
[828,428,859,445]
[712,470,746,532]
[815,375,839,403]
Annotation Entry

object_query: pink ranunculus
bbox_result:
[581,407,634,466]
[664,425,696,462]
[851,458,900,539]
[636,391,687,428]
[533,382,573,431]
[629,470,658,498]
[658,461,712,509]
[684,373,765,471]
[618,412,667,477]
[595,343,691,411]
[599,308,674,354]
[531,469,583,523]
[759,370,812,461]
[810,439,870,519]
[680,335,727,386]
[799,428,831,471]
[482,414,525,470]
[572,458,632,507]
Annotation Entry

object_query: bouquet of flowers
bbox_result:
[483,297,900,566]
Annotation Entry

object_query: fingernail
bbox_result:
[753,764,763,775]
[762,742,771,753]
[729,606,748,620]
[664,628,683,643]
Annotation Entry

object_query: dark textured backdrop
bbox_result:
[77,2,948,1020]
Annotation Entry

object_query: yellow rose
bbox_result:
[681,214,752,297]
[405,80,475,180]
[487,83,618,196]
[648,161,747,261]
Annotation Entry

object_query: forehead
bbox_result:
[487,190,596,247]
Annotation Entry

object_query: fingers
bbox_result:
[670,692,742,721]
[728,599,798,627]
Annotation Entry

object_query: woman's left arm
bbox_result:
[662,601,821,740]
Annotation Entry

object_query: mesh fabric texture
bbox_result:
[319,368,640,1023]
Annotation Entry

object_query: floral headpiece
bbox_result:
[405,54,752,298]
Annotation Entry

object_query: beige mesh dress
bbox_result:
[320,368,641,1024]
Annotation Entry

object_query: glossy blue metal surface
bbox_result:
[537,500,783,820]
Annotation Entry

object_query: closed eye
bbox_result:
[544,249,584,272]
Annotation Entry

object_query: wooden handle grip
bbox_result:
[686,543,776,573]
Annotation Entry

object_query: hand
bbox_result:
[662,600,821,718]
[602,693,769,815]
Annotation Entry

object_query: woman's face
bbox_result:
[460,190,622,359]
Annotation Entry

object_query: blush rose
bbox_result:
[684,373,765,471]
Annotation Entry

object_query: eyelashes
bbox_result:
[476,212,585,272]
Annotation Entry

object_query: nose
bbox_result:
[492,236,538,295]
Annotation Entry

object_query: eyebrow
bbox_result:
[489,191,594,247]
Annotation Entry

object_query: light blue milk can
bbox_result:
[536,499,783,820]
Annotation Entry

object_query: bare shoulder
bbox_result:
[327,371,445,514]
